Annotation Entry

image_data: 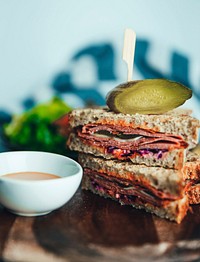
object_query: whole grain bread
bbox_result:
[186,183,200,204]
[192,143,200,155]
[82,172,189,223]
[183,151,200,180]
[67,107,200,149]
[68,132,186,169]
[78,153,185,198]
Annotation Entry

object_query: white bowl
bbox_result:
[0,151,82,216]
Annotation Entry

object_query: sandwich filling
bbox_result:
[75,124,188,160]
[83,168,185,208]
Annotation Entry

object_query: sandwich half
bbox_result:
[56,107,200,169]
[78,151,200,223]
[78,153,189,223]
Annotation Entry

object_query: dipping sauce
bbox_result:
[1,171,60,181]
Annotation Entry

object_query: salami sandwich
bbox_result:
[56,106,200,223]
[57,107,200,169]
[78,151,200,223]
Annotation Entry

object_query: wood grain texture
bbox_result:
[0,189,200,262]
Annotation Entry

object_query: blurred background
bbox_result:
[0,0,200,119]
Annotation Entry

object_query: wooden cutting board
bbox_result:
[0,188,200,262]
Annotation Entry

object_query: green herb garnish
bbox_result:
[3,97,71,154]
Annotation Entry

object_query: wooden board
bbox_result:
[0,188,200,262]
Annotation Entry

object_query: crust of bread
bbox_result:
[192,143,200,155]
[186,183,200,204]
[68,133,186,169]
[82,174,188,223]
[67,107,200,149]
[183,151,200,180]
[78,153,185,197]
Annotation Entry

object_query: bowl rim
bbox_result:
[0,150,82,185]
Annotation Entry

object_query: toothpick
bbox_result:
[123,28,136,82]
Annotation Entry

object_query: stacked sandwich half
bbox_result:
[57,107,200,223]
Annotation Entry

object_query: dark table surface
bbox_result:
[0,188,200,262]
[0,140,200,262]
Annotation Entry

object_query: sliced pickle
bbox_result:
[106,79,192,114]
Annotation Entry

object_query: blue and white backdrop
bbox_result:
[0,0,200,122]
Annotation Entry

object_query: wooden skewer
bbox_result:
[123,28,136,82]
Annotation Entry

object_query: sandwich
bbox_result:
[55,79,200,223]
[57,107,199,169]
[78,151,200,223]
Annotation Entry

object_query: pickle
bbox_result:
[106,79,192,114]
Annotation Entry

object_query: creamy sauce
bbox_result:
[1,171,60,181]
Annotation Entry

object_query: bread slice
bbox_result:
[192,143,200,155]
[186,183,200,204]
[185,152,200,204]
[68,132,186,169]
[66,107,200,149]
[78,153,189,223]
[183,151,200,181]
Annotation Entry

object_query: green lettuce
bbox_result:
[3,97,72,154]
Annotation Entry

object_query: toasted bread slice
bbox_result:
[183,151,200,181]
[186,183,200,204]
[191,143,200,155]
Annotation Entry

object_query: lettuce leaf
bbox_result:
[3,97,72,154]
